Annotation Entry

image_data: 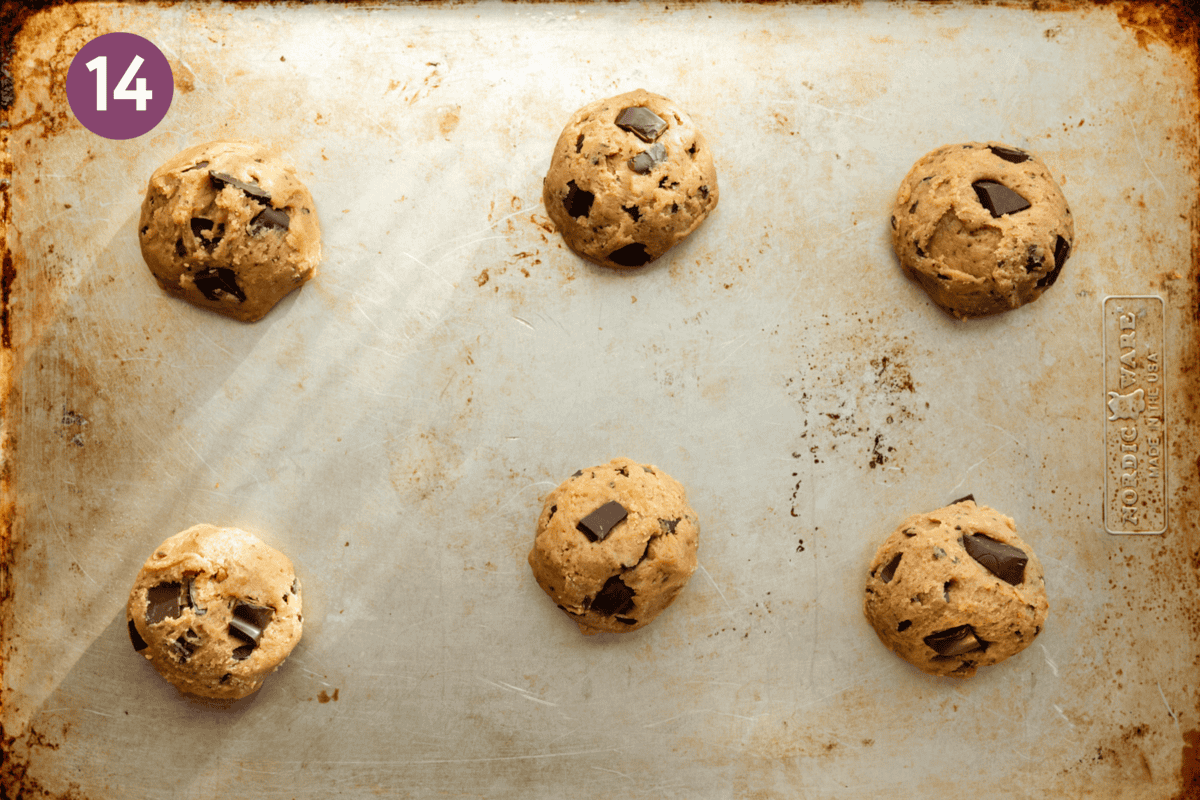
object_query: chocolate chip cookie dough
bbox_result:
[127,524,303,699]
[528,457,700,635]
[543,89,719,269]
[891,142,1074,319]
[139,141,321,322]
[863,499,1049,678]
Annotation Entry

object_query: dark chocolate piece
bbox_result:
[146,582,184,625]
[658,518,679,534]
[589,574,635,616]
[219,672,233,684]
[209,171,271,204]
[194,267,246,303]
[577,500,627,542]
[962,533,1028,585]
[128,619,148,651]
[1023,244,1042,273]
[575,133,584,153]
[189,217,223,251]
[879,552,902,583]
[924,625,985,657]
[229,602,275,646]
[987,144,1030,164]
[629,142,667,175]
[615,107,668,142]
[897,620,911,632]
[174,238,186,258]
[249,206,290,234]
[950,494,975,505]
[698,185,709,198]
[623,205,641,221]
[564,180,594,218]
[547,504,557,522]
[972,180,1031,217]
[1037,235,1070,288]
[232,643,255,661]
[615,617,638,625]
[572,470,583,477]
[173,631,199,662]
[185,577,206,615]
[607,243,651,268]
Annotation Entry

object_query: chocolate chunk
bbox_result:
[575,133,584,153]
[607,243,651,268]
[987,144,1030,164]
[577,500,627,542]
[547,504,557,522]
[615,617,638,625]
[897,620,911,632]
[189,217,224,251]
[173,630,199,662]
[146,582,184,625]
[194,267,246,303]
[564,180,594,218]
[232,643,255,661]
[174,238,186,258]
[623,205,641,221]
[209,171,271,204]
[972,180,1031,217]
[229,602,274,647]
[249,206,290,234]
[698,185,709,199]
[951,494,975,505]
[572,470,583,477]
[962,533,1028,584]
[658,518,679,534]
[182,576,206,616]
[924,625,985,657]
[219,672,232,684]
[589,574,635,616]
[615,107,668,142]
[128,619,148,651]
[879,552,902,583]
[1024,244,1042,273]
[629,142,667,175]
[1037,235,1071,288]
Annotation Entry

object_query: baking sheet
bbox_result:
[2,1,1199,797]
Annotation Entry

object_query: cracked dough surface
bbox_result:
[863,500,1049,678]
[543,89,718,270]
[126,524,303,699]
[528,457,700,635]
[139,141,321,322]
[891,141,1074,319]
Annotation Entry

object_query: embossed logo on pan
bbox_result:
[1103,296,1166,534]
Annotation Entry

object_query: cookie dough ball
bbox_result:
[126,524,303,699]
[863,500,1048,677]
[139,141,321,322]
[891,142,1074,319]
[543,89,719,269]
[528,457,700,635]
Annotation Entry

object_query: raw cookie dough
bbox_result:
[543,89,719,269]
[891,142,1074,319]
[139,141,321,322]
[127,524,303,699]
[528,457,700,634]
[863,499,1048,678]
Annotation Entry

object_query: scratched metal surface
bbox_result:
[2,2,1198,798]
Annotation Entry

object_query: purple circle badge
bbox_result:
[66,32,173,140]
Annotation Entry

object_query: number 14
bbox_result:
[86,55,153,111]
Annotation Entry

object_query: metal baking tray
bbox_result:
[2,1,1198,797]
